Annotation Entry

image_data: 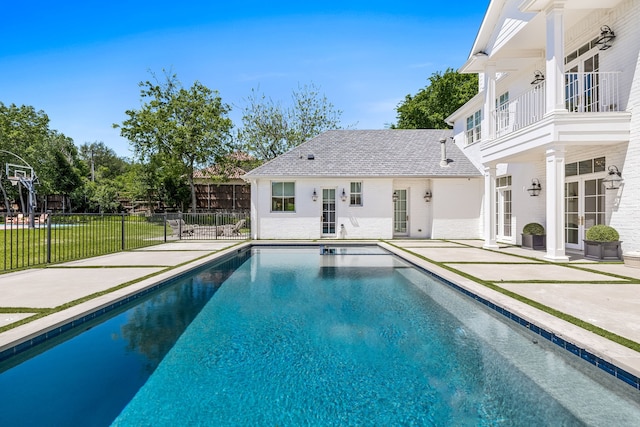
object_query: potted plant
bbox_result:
[521,222,546,250]
[584,225,622,261]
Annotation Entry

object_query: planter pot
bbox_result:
[583,240,622,261]
[521,234,546,250]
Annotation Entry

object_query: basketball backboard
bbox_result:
[5,163,34,186]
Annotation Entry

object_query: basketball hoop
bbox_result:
[5,164,32,187]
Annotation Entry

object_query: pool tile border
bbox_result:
[408,257,640,391]
[0,272,174,363]
[0,246,251,363]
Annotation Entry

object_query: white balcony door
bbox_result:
[564,178,605,250]
[565,51,599,112]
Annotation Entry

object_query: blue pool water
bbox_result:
[2,246,640,425]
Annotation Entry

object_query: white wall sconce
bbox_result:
[531,70,545,85]
[341,188,347,202]
[312,189,318,202]
[527,178,542,196]
[595,25,616,50]
[424,190,432,202]
[392,191,398,203]
[602,165,623,190]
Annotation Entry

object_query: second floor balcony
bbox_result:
[492,71,622,139]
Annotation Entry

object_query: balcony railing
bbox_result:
[493,71,621,138]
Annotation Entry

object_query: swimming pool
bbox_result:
[1,246,639,425]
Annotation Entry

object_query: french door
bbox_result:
[496,188,512,240]
[565,52,599,112]
[321,188,336,236]
[393,189,408,236]
[565,178,605,250]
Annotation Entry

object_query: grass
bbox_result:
[1,216,167,272]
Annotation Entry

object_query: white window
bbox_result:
[496,91,510,132]
[465,110,482,144]
[271,182,295,212]
[350,182,362,206]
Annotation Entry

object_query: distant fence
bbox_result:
[0,211,250,273]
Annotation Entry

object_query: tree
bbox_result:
[115,71,233,212]
[238,83,343,161]
[392,68,478,129]
[0,102,85,213]
[0,103,51,213]
[48,148,83,212]
[78,141,129,182]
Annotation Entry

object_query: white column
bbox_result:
[483,165,498,249]
[483,63,497,140]
[544,147,569,261]
[545,3,567,114]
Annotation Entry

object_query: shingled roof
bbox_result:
[244,129,482,178]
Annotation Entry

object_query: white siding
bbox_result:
[609,1,640,252]
[431,178,483,239]
[452,0,640,253]
[250,177,482,240]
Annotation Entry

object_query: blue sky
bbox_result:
[0,1,488,158]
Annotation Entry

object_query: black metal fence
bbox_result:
[164,211,250,240]
[1,211,250,273]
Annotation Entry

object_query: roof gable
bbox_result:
[244,130,482,178]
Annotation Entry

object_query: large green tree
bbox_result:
[0,102,84,213]
[393,68,478,129]
[78,141,129,182]
[238,83,343,161]
[115,71,233,212]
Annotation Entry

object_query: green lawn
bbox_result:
[1,217,166,272]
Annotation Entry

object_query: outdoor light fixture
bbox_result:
[341,188,347,202]
[527,178,542,196]
[392,191,398,203]
[531,70,545,85]
[312,189,318,202]
[602,165,623,190]
[424,190,432,202]
[595,25,616,50]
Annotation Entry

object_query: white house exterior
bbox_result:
[447,0,639,260]
[243,130,483,240]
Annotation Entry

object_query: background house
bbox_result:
[447,0,638,260]
[243,130,482,240]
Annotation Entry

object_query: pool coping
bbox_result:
[379,242,640,391]
[1,240,639,391]
[0,242,253,359]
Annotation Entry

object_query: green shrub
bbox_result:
[522,222,545,235]
[585,224,619,242]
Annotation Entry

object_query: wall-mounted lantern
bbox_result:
[312,189,318,202]
[531,70,545,85]
[424,190,432,202]
[602,165,623,190]
[595,25,616,50]
[392,191,398,203]
[527,178,542,196]
[341,188,347,202]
